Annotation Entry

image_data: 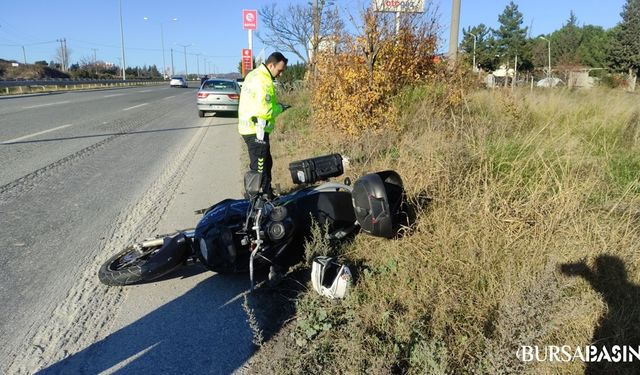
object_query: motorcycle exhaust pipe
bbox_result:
[141,238,164,248]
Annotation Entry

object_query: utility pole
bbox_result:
[21,46,27,64]
[92,48,98,75]
[177,44,191,79]
[196,53,200,77]
[448,0,461,62]
[58,39,66,71]
[60,39,64,71]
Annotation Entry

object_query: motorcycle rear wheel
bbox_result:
[98,234,190,286]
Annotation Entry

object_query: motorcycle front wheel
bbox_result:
[98,233,192,286]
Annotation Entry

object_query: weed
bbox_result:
[245,85,640,374]
[242,293,264,347]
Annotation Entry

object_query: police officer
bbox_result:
[238,52,288,198]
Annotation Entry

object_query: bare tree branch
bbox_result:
[257,1,343,75]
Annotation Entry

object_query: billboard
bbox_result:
[374,0,425,13]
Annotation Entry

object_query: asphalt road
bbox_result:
[0,86,252,373]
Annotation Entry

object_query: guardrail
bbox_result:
[0,78,166,95]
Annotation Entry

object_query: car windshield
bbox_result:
[171,76,183,80]
[203,80,236,91]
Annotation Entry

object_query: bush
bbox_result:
[311,8,438,137]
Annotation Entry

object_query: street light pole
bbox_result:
[144,17,177,79]
[170,48,174,76]
[119,0,126,80]
[468,31,477,72]
[539,36,551,82]
[160,23,167,79]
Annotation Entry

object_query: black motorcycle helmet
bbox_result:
[351,170,404,238]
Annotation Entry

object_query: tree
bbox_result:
[578,25,609,68]
[494,2,528,67]
[550,11,582,66]
[278,62,306,86]
[258,1,342,76]
[607,0,640,75]
[460,24,495,71]
[237,57,256,74]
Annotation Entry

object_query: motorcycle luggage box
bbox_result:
[289,153,343,184]
[352,171,404,239]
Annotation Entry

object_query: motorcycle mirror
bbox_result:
[244,171,263,197]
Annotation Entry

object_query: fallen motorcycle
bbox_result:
[98,154,405,289]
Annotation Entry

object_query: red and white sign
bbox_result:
[242,48,253,76]
[243,9,257,30]
[374,0,425,13]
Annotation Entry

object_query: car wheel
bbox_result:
[198,110,205,118]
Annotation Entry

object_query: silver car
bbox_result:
[196,79,240,117]
[170,76,188,88]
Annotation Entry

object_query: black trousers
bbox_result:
[242,133,273,194]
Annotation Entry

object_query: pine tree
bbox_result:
[607,0,640,74]
[460,24,495,71]
[494,2,528,65]
[578,25,609,68]
[551,11,582,66]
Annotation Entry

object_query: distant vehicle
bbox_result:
[536,77,564,88]
[169,76,188,88]
[196,79,240,117]
[200,75,209,86]
[236,77,244,88]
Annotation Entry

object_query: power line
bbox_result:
[0,40,57,47]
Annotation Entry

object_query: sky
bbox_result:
[0,0,627,75]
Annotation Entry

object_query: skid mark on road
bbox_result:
[3,125,210,374]
[0,110,171,203]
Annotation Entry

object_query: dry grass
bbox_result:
[247,86,640,374]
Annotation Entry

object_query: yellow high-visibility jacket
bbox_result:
[238,64,282,135]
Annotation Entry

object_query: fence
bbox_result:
[0,78,165,95]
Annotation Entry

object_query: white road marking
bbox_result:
[122,103,149,111]
[137,90,152,93]
[22,101,70,109]
[103,93,125,98]
[164,95,177,100]
[1,124,73,144]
